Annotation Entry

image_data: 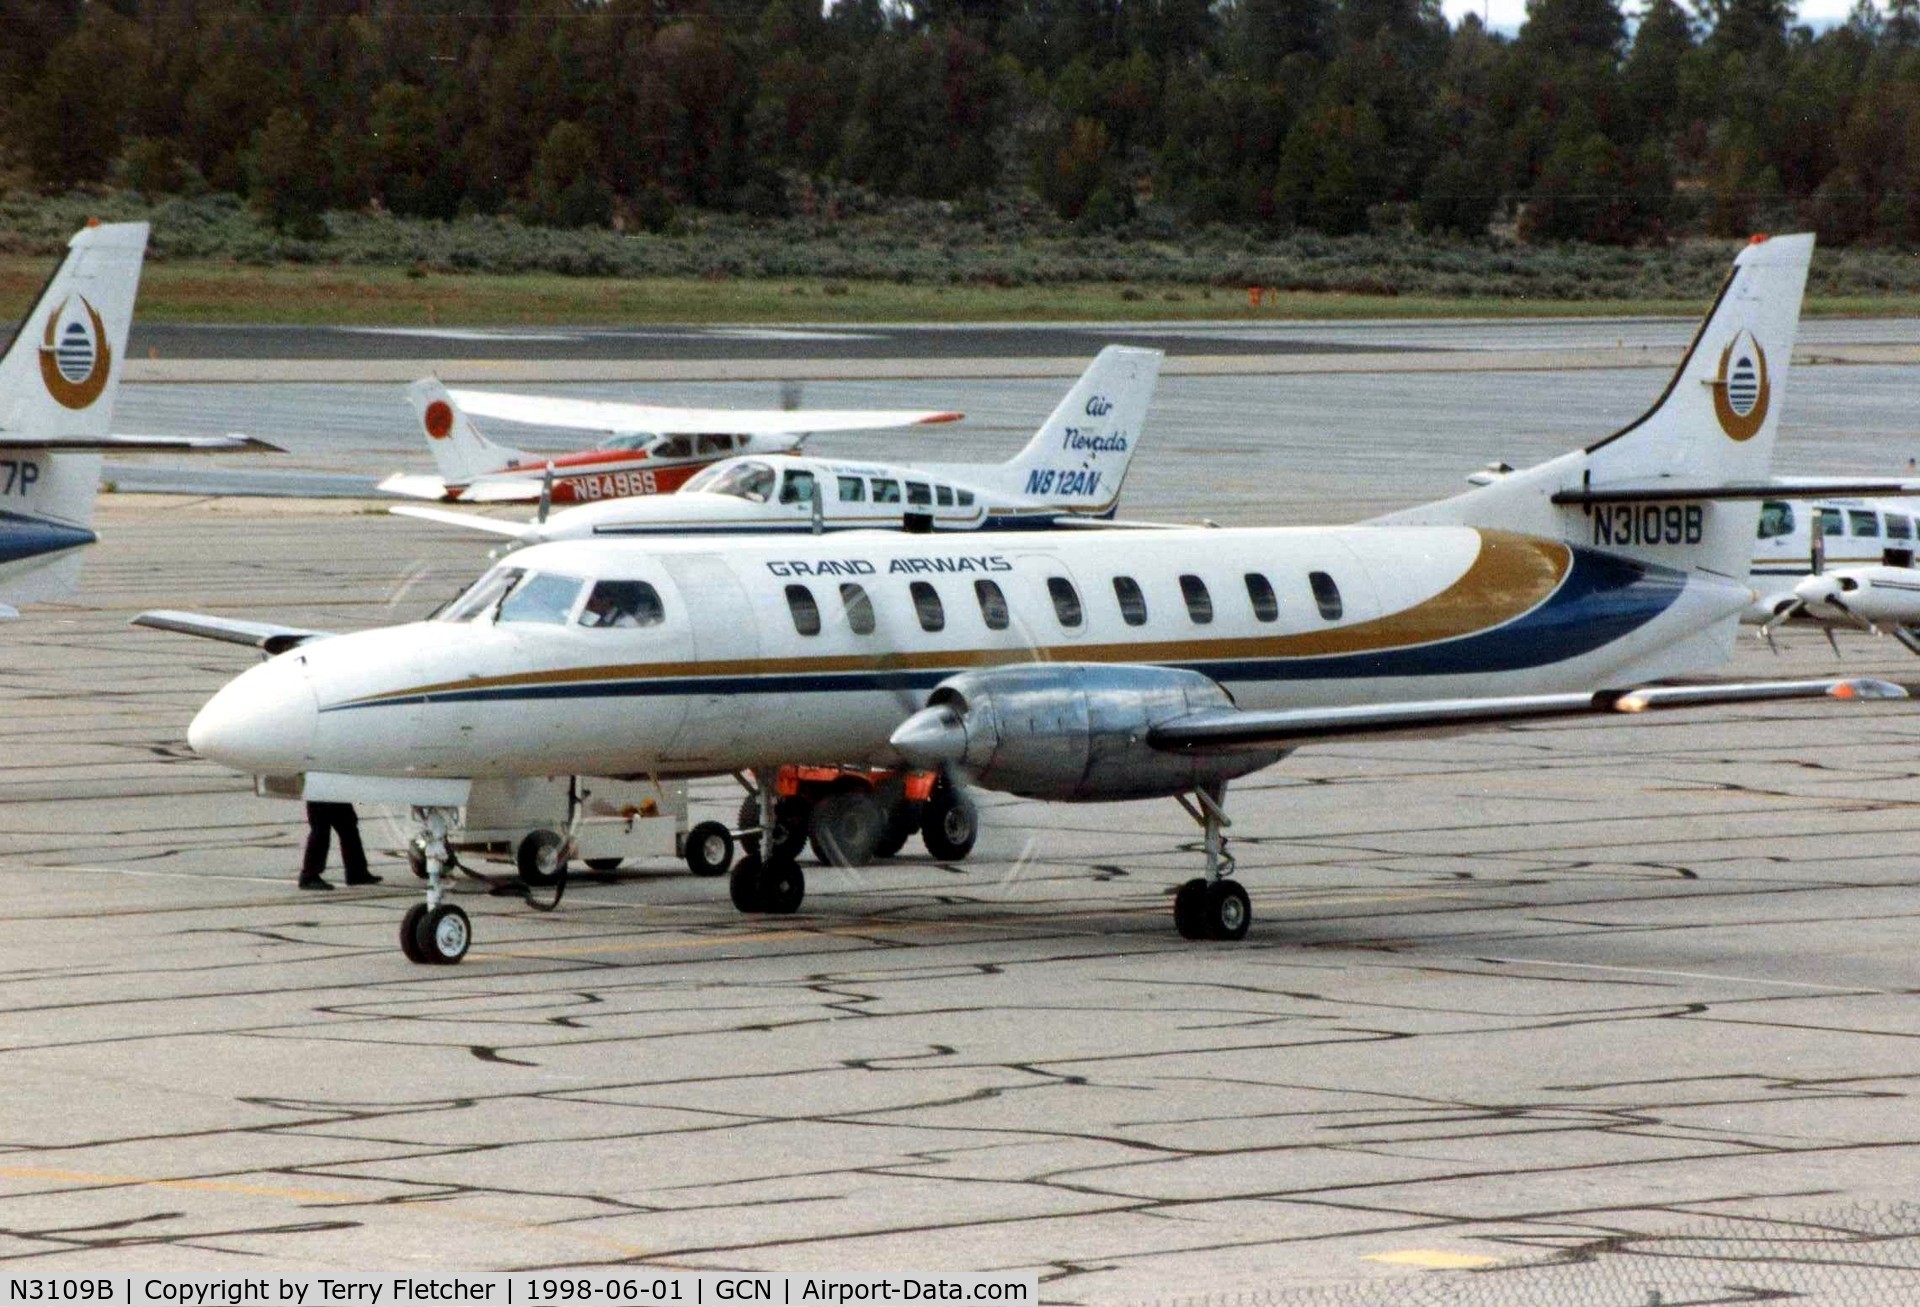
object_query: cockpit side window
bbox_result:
[442,567,523,622]
[1756,501,1795,539]
[698,461,777,502]
[654,435,694,459]
[603,432,654,452]
[579,580,665,628]
[498,572,586,625]
[696,435,731,456]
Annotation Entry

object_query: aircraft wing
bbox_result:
[448,389,964,436]
[0,434,282,453]
[1147,678,1906,752]
[132,610,331,654]
[389,504,532,539]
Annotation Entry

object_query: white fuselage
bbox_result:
[1747,492,1920,620]
[189,526,1751,786]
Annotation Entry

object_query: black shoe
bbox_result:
[298,877,334,891]
[344,873,383,886]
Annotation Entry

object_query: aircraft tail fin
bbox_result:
[0,222,146,444]
[407,378,526,488]
[1386,233,1815,581]
[928,346,1162,510]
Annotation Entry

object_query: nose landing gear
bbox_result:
[400,806,471,963]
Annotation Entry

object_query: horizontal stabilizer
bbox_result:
[0,433,281,453]
[1554,479,1920,505]
[1149,678,1905,752]
[377,472,454,501]
[460,479,545,504]
[132,609,331,654]
[389,504,531,538]
[449,389,963,436]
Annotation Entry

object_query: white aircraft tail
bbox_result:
[408,379,527,487]
[0,221,146,444]
[928,345,1162,511]
[1388,233,1815,581]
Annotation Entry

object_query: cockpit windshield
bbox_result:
[601,432,661,452]
[686,460,776,502]
[497,571,587,625]
[441,567,523,622]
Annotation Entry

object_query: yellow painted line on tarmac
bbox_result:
[1364,1249,1503,1270]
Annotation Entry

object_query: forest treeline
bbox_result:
[6,0,1920,247]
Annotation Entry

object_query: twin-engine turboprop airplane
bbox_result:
[145,233,1909,964]
[376,381,964,505]
[1,221,270,618]
[391,346,1161,543]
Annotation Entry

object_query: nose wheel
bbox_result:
[401,806,474,964]
[1172,784,1249,941]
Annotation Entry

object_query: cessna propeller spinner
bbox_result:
[141,233,1907,964]
[0,222,271,618]
[376,379,963,506]
[391,346,1161,543]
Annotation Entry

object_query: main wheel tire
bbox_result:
[684,820,734,877]
[407,837,429,880]
[873,801,922,859]
[729,853,764,912]
[736,794,809,860]
[809,791,885,866]
[1203,880,1251,941]
[1172,878,1210,940]
[515,829,566,888]
[399,903,429,962]
[758,856,806,914]
[921,788,978,861]
[417,903,472,963]
[584,857,624,872]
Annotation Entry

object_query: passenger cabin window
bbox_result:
[1850,510,1880,537]
[1179,574,1213,624]
[498,572,585,625]
[906,481,933,506]
[910,581,945,632]
[1757,501,1795,539]
[695,435,731,456]
[840,583,875,635]
[975,579,1010,630]
[1817,507,1844,537]
[1048,577,1084,628]
[1308,571,1343,621]
[1245,572,1279,622]
[1113,576,1148,626]
[443,567,523,622]
[872,479,901,504]
[1890,515,1915,541]
[956,489,976,507]
[655,436,693,459]
[785,584,821,636]
[838,476,866,503]
[579,580,665,628]
[780,470,817,506]
[936,485,954,507]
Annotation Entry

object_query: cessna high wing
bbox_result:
[0,222,269,618]
[391,346,1160,543]
[141,233,1908,964]
[376,380,963,505]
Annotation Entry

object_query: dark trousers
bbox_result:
[302,801,368,880]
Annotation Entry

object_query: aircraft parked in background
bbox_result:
[391,347,1161,543]
[376,381,963,505]
[142,233,1907,965]
[0,222,269,618]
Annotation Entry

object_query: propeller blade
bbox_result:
[1826,626,1843,657]
[1758,598,1804,650]
[1893,624,1920,656]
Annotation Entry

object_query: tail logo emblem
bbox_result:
[38,296,112,411]
[1711,332,1769,442]
[424,400,454,440]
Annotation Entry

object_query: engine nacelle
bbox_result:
[895,663,1286,802]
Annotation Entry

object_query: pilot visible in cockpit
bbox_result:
[579,579,666,629]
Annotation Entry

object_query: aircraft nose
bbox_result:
[188,656,318,773]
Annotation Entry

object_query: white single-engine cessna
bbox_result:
[1,222,269,618]
[143,234,1908,964]
[391,346,1161,544]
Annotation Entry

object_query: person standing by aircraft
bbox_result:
[299,801,380,889]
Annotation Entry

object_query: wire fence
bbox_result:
[1143,1203,1920,1306]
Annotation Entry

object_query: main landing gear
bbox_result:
[1170,782,1249,941]
[729,775,807,914]
[400,806,471,964]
